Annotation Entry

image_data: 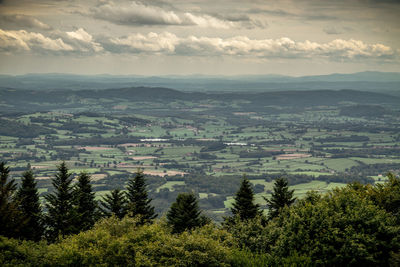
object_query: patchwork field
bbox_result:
[1,88,400,219]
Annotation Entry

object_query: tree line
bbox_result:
[1,161,400,265]
[0,160,298,241]
[0,161,156,241]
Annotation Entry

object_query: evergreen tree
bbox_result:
[167,192,206,233]
[16,169,43,241]
[45,161,77,240]
[264,177,296,219]
[74,172,98,232]
[125,169,156,224]
[99,189,127,219]
[0,162,26,238]
[230,177,261,221]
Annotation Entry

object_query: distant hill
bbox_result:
[0,72,399,93]
[0,86,399,113]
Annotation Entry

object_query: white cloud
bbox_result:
[108,32,397,61]
[0,29,73,53]
[0,28,396,62]
[108,32,179,53]
[65,28,103,52]
[0,28,103,54]
[182,13,234,29]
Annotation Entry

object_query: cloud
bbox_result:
[0,29,73,53]
[0,28,102,54]
[323,26,342,35]
[0,28,397,62]
[248,7,337,21]
[90,1,183,26]
[106,32,398,61]
[88,1,262,29]
[64,28,103,52]
[105,32,179,54]
[0,14,52,30]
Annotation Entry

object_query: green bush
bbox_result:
[270,187,400,265]
[0,236,47,267]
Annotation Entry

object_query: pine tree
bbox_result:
[264,177,296,219]
[74,172,98,232]
[99,189,127,219]
[16,169,43,241]
[167,192,206,233]
[0,162,26,238]
[44,161,77,240]
[125,169,156,224]
[230,177,261,221]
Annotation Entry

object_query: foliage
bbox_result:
[44,161,77,240]
[225,215,272,253]
[0,216,266,266]
[0,162,26,239]
[125,169,156,224]
[99,189,128,219]
[167,192,207,234]
[16,169,43,241]
[73,172,99,232]
[0,118,56,138]
[0,236,47,267]
[267,186,400,265]
[229,177,261,221]
[366,173,400,221]
[1,161,400,265]
[264,177,296,219]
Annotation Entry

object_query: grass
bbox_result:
[323,158,359,172]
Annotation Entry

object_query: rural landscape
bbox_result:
[1,74,400,219]
[1,0,400,265]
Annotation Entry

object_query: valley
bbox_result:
[1,87,399,220]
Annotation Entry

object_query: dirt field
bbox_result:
[79,146,113,151]
[276,153,312,160]
[143,170,187,177]
[131,156,157,160]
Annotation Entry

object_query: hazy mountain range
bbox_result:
[0,71,399,94]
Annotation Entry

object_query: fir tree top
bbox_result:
[231,176,261,221]
[167,192,203,233]
[264,177,296,219]
[125,169,156,223]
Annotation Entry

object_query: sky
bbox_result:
[0,0,399,76]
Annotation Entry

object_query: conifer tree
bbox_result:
[16,169,43,241]
[99,189,127,219]
[0,162,26,238]
[167,192,205,233]
[125,169,156,224]
[230,177,261,221]
[264,177,296,219]
[45,161,77,240]
[74,172,98,232]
